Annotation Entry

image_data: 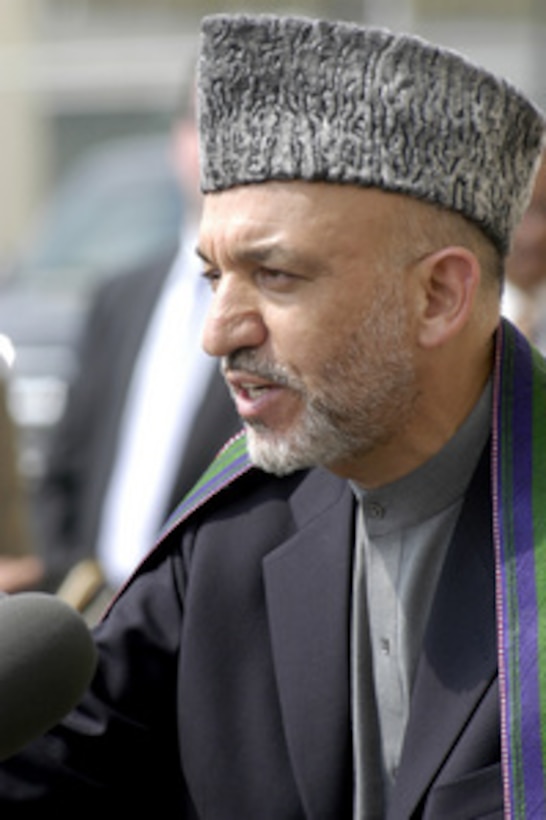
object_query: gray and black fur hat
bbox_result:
[197,14,545,255]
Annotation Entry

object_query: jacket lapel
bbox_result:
[389,446,497,818]
[263,472,354,820]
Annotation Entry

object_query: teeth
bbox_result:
[243,384,268,399]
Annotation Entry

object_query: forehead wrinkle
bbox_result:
[197,232,330,276]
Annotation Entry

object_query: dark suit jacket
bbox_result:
[34,251,241,587]
[0,442,502,818]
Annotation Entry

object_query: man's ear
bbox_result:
[415,246,481,348]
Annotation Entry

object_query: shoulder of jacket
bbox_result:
[157,431,252,541]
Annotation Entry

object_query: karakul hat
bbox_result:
[197,14,545,255]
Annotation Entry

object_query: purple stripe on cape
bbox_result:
[160,450,251,539]
[510,329,544,813]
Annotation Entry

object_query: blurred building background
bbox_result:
[0,0,543,485]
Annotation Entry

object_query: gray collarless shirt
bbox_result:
[350,382,492,819]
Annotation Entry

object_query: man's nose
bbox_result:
[202,278,267,358]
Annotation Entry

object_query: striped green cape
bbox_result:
[159,430,251,539]
[157,318,545,818]
[494,319,546,818]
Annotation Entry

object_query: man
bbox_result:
[0,14,544,818]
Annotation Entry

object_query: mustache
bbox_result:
[222,351,296,388]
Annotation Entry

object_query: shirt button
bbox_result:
[367,501,385,519]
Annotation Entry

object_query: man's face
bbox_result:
[198,181,419,478]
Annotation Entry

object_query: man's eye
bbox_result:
[201,268,220,288]
[257,269,298,290]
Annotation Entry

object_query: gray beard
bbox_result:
[225,273,417,477]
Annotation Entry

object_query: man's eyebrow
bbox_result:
[195,242,283,265]
[195,246,212,264]
[195,242,327,273]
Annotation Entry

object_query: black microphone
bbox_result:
[0,592,97,761]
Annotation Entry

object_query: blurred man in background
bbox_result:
[0,72,240,618]
[502,149,546,346]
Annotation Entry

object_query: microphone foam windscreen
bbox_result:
[0,592,97,761]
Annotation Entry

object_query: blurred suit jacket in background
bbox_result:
[33,249,240,619]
